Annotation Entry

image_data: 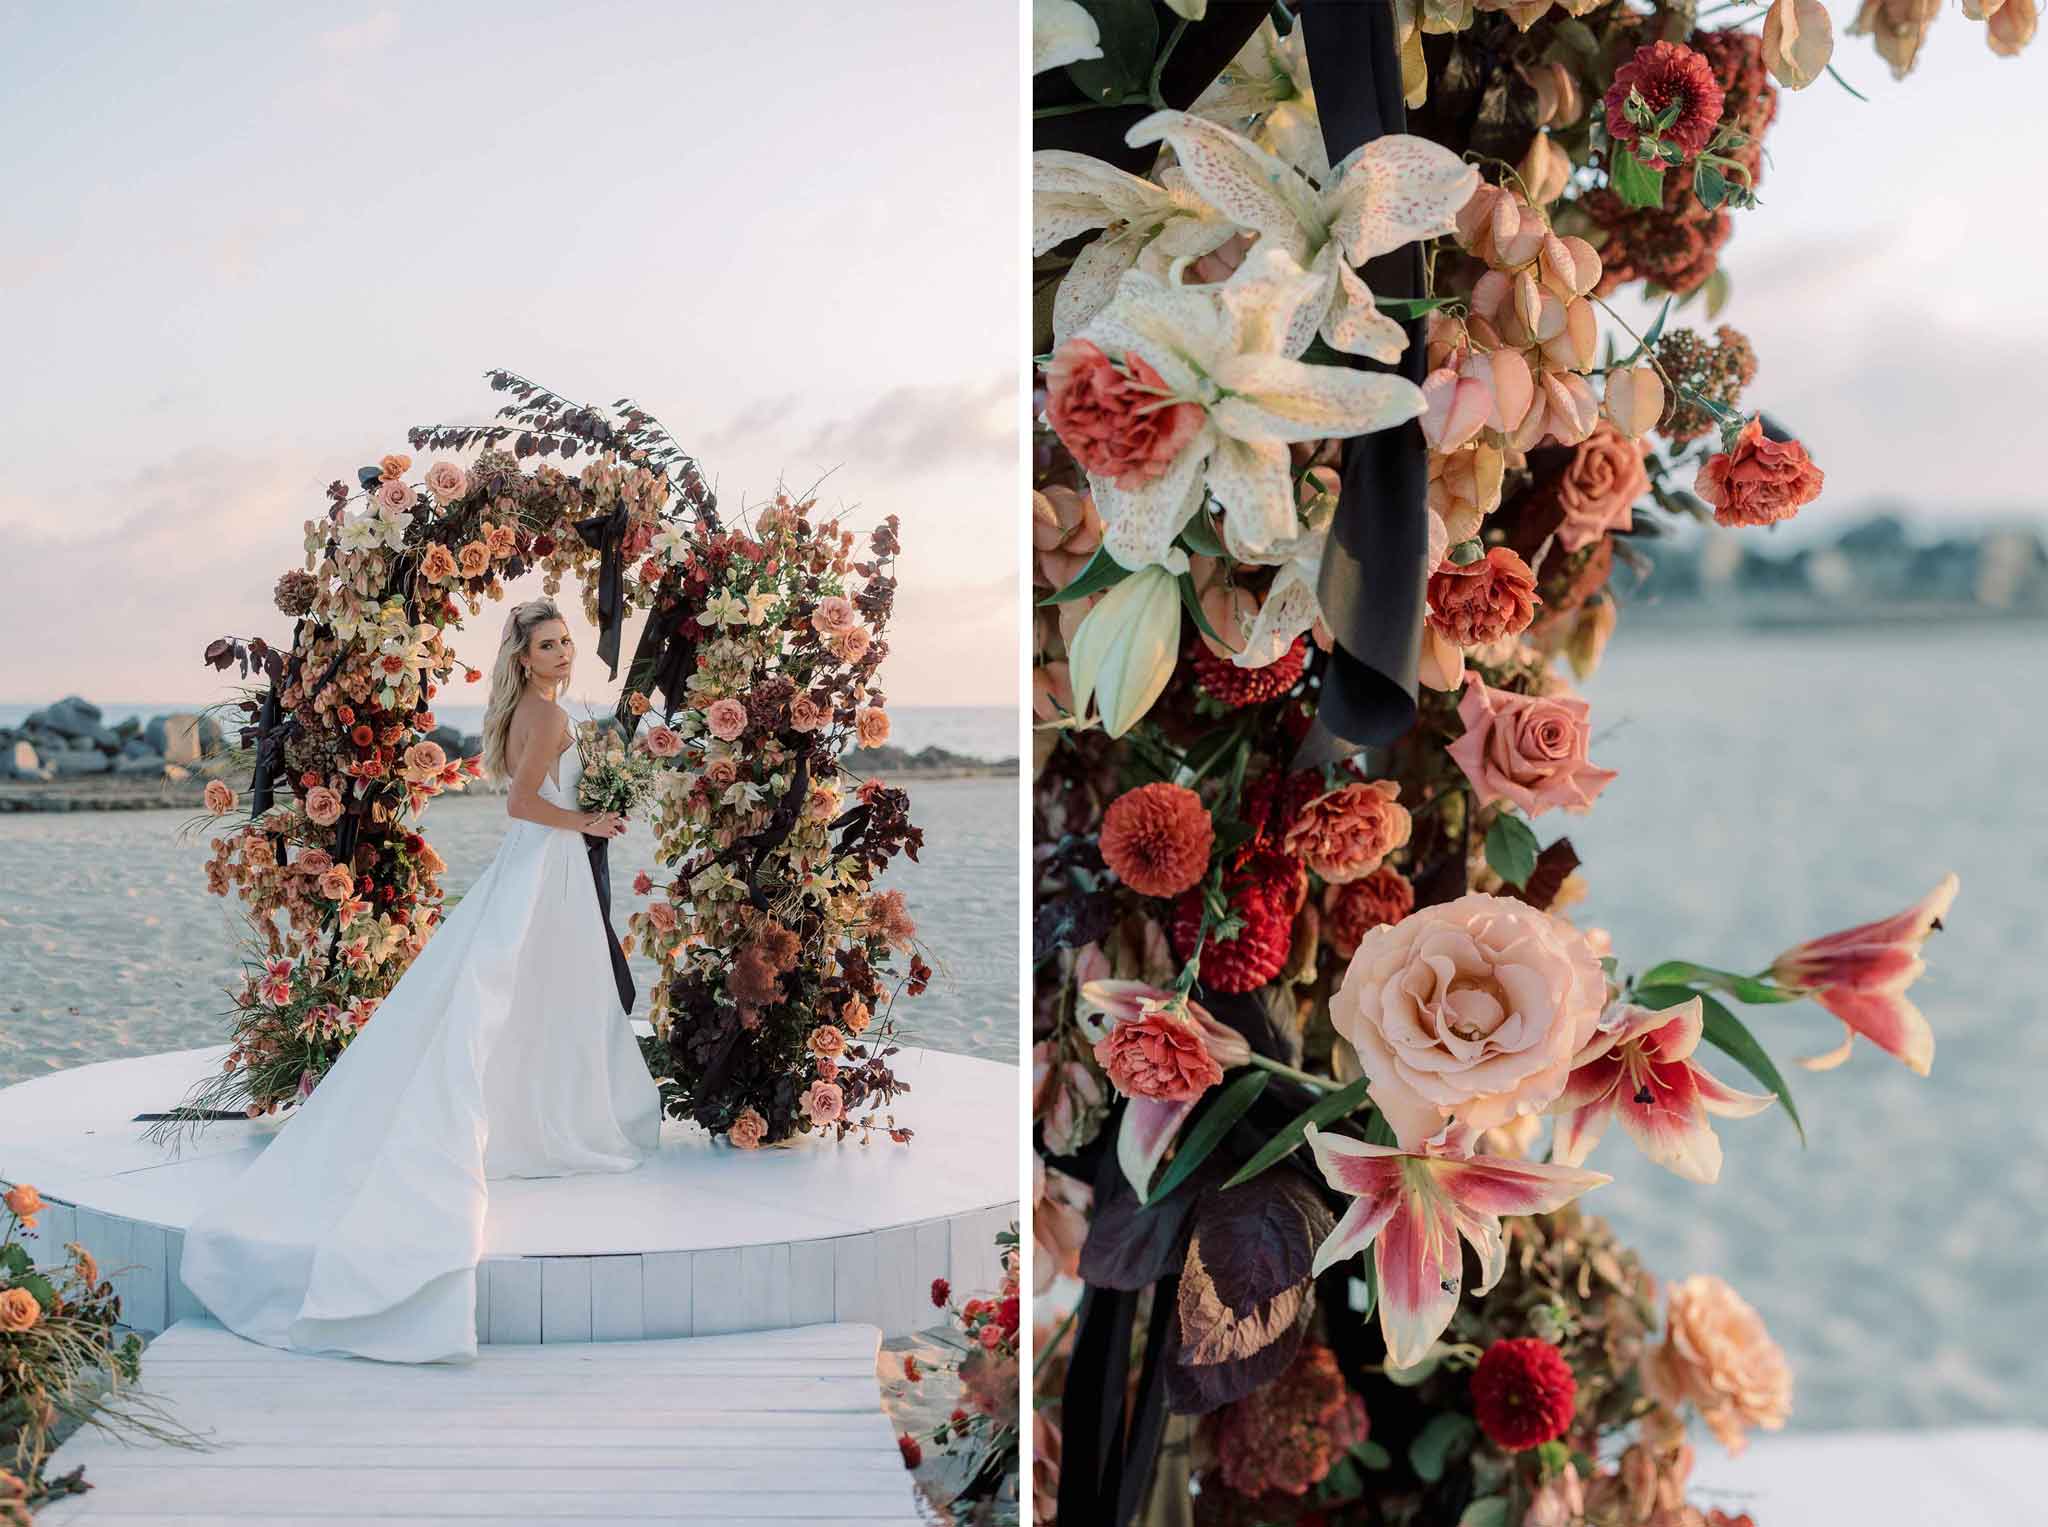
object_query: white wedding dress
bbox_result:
[180,741,662,1363]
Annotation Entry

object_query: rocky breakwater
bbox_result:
[1,697,234,811]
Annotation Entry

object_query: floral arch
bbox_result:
[181,371,927,1148]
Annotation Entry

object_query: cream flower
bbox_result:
[1032,0,1102,75]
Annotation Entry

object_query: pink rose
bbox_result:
[1553,423,1647,553]
[403,740,447,777]
[305,786,344,827]
[375,478,414,513]
[644,725,683,758]
[801,1079,845,1126]
[789,694,825,732]
[727,1107,768,1150]
[705,698,748,742]
[1045,339,1206,489]
[316,866,356,902]
[1447,675,1616,817]
[855,706,890,749]
[811,595,857,635]
[831,625,872,664]
[203,779,238,815]
[705,756,739,789]
[1331,892,1607,1149]
[647,901,678,933]
[295,847,334,878]
[424,461,469,504]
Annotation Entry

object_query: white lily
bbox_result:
[1189,18,1327,180]
[1125,109,1478,365]
[652,525,691,564]
[701,590,748,627]
[1066,564,1181,738]
[744,589,778,624]
[1071,243,1425,572]
[1033,0,1102,75]
[1226,475,1338,668]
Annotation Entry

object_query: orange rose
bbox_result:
[855,706,890,749]
[3,1184,42,1225]
[806,1024,848,1059]
[378,452,413,481]
[840,996,872,1035]
[627,690,652,717]
[421,543,459,582]
[203,779,237,815]
[456,541,491,578]
[1553,422,1647,552]
[0,1288,40,1333]
[317,866,355,901]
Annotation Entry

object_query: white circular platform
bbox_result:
[0,1044,1018,1343]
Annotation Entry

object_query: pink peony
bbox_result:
[644,725,683,758]
[1331,892,1608,1149]
[811,595,857,635]
[1447,675,1616,817]
[801,1079,845,1126]
[1045,339,1206,489]
[424,461,469,504]
[705,698,749,742]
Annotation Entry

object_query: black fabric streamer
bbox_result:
[573,502,632,680]
[1292,1,1434,771]
[581,832,636,1014]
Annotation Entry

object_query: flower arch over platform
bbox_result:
[182,371,927,1147]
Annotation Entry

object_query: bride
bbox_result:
[179,598,664,1363]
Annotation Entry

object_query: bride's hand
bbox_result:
[582,811,627,838]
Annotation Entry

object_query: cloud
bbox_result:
[318,10,400,56]
[702,374,1014,482]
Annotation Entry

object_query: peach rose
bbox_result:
[811,595,857,635]
[801,1079,845,1126]
[1644,1275,1792,1453]
[296,848,334,878]
[1553,422,1647,553]
[486,522,518,559]
[647,901,678,934]
[305,786,344,827]
[627,690,652,717]
[831,625,872,664]
[705,698,749,742]
[644,725,683,758]
[1045,338,1206,489]
[1281,780,1412,885]
[378,452,413,481]
[1330,891,1607,1148]
[456,541,491,578]
[421,543,459,582]
[855,706,890,749]
[424,461,469,504]
[841,995,872,1035]
[3,1184,42,1224]
[0,1288,40,1332]
[1694,417,1824,529]
[807,1024,848,1059]
[789,694,825,732]
[727,1107,768,1150]
[375,478,414,513]
[1426,547,1539,648]
[1447,675,1616,817]
[815,1056,839,1083]
[204,779,238,815]
[317,866,355,901]
[403,740,447,777]
[704,756,739,789]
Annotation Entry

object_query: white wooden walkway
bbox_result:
[41,1318,926,1524]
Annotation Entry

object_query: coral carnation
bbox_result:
[1045,338,1206,490]
[1472,1338,1578,1452]
[1100,781,1213,898]
[1429,547,1539,648]
[1281,780,1411,885]
[1093,1005,1224,1102]
[1191,636,1306,708]
[1604,41,1726,161]
[1694,417,1824,528]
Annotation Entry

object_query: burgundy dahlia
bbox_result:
[1191,636,1307,708]
[1170,852,1302,993]
[1471,1337,1578,1452]
[1604,41,1725,162]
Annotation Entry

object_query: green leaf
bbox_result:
[1176,512,1224,558]
[1221,1076,1372,1189]
[1144,1069,1271,1207]
[1409,1413,1477,1484]
[1373,295,1455,319]
[1460,1501,1512,1527]
[1636,985,1806,1146]
[1693,159,1733,212]
[1484,813,1540,888]
[1178,570,1223,645]
[1036,544,1132,606]
[1064,0,1158,103]
[1353,1439,1392,1471]
[1318,1457,1365,1500]
[0,1242,29,1278]
[1177,722,1244,785]
[1704,267,1732,320]
[1610,149,1666,211]
[1637,959,1804,1005]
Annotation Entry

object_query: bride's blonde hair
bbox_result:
[481,598,566,781]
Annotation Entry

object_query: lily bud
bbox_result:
[1066,564,1182,738]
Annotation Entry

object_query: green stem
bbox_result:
[1246,1053,1335,1092]
[1033,93,1148,120]
[1034,1307,1077,1380]
[1148,18,1191,109]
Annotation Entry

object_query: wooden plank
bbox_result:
[641,1250,691,1338]
[789,1238,835,1326]
[540,1257,593,1344]
[689,1247,744,1336]
[833,1233,881,1327]
[738,1242,790,1331]
[589,1256,643,1342]
[487,1257,541,1345]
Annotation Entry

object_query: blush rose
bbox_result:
[1447,675,1616,817]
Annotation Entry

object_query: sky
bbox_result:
[0,0,1021,710]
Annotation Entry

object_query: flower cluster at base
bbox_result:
[1032,7,1976,1525]
[180,376,926,1151]
[891,1231,1023,1517]
[1,1181,193,1518]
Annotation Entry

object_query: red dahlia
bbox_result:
[1192,636,1307,708]
[1100,781,1215,897]
[1471,1337,1578,1452]
[1170,853,1301,993]
[1604,41,1725,161]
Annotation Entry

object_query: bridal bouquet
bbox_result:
[1031,4,1990,1523]
[572,717,663,820]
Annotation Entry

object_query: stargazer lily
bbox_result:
[1769,873,1960,1075]
[1305,1125,1610,1369]
[1077,979,1251,1194]
[1549,997,1774,1185]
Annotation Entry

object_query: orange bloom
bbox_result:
[727,1107,768,1149]
[3,1184,42,1225]
[1694,418,1824,528]
[1282,780,1412,885]
[1100,782,1213,898]
[457,541,491,578]
[0,1288,40,1333]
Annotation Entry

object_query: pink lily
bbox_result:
[1078,979,1251,1195]
[1550,997,1773,1184]
[1304,1125,1609,1368]
[1768,873,1959,1075]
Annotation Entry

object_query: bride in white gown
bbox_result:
[180,598,663,1363]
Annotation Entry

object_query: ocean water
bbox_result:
[0,775,1018,1085]
[0,701,1020,765]
[1566,625,2048,1429]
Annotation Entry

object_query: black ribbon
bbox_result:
[1293,0,1433,771]
[573,502,631,680]
[581,831,636,1014]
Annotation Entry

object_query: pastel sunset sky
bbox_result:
[0,0,1019,711]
